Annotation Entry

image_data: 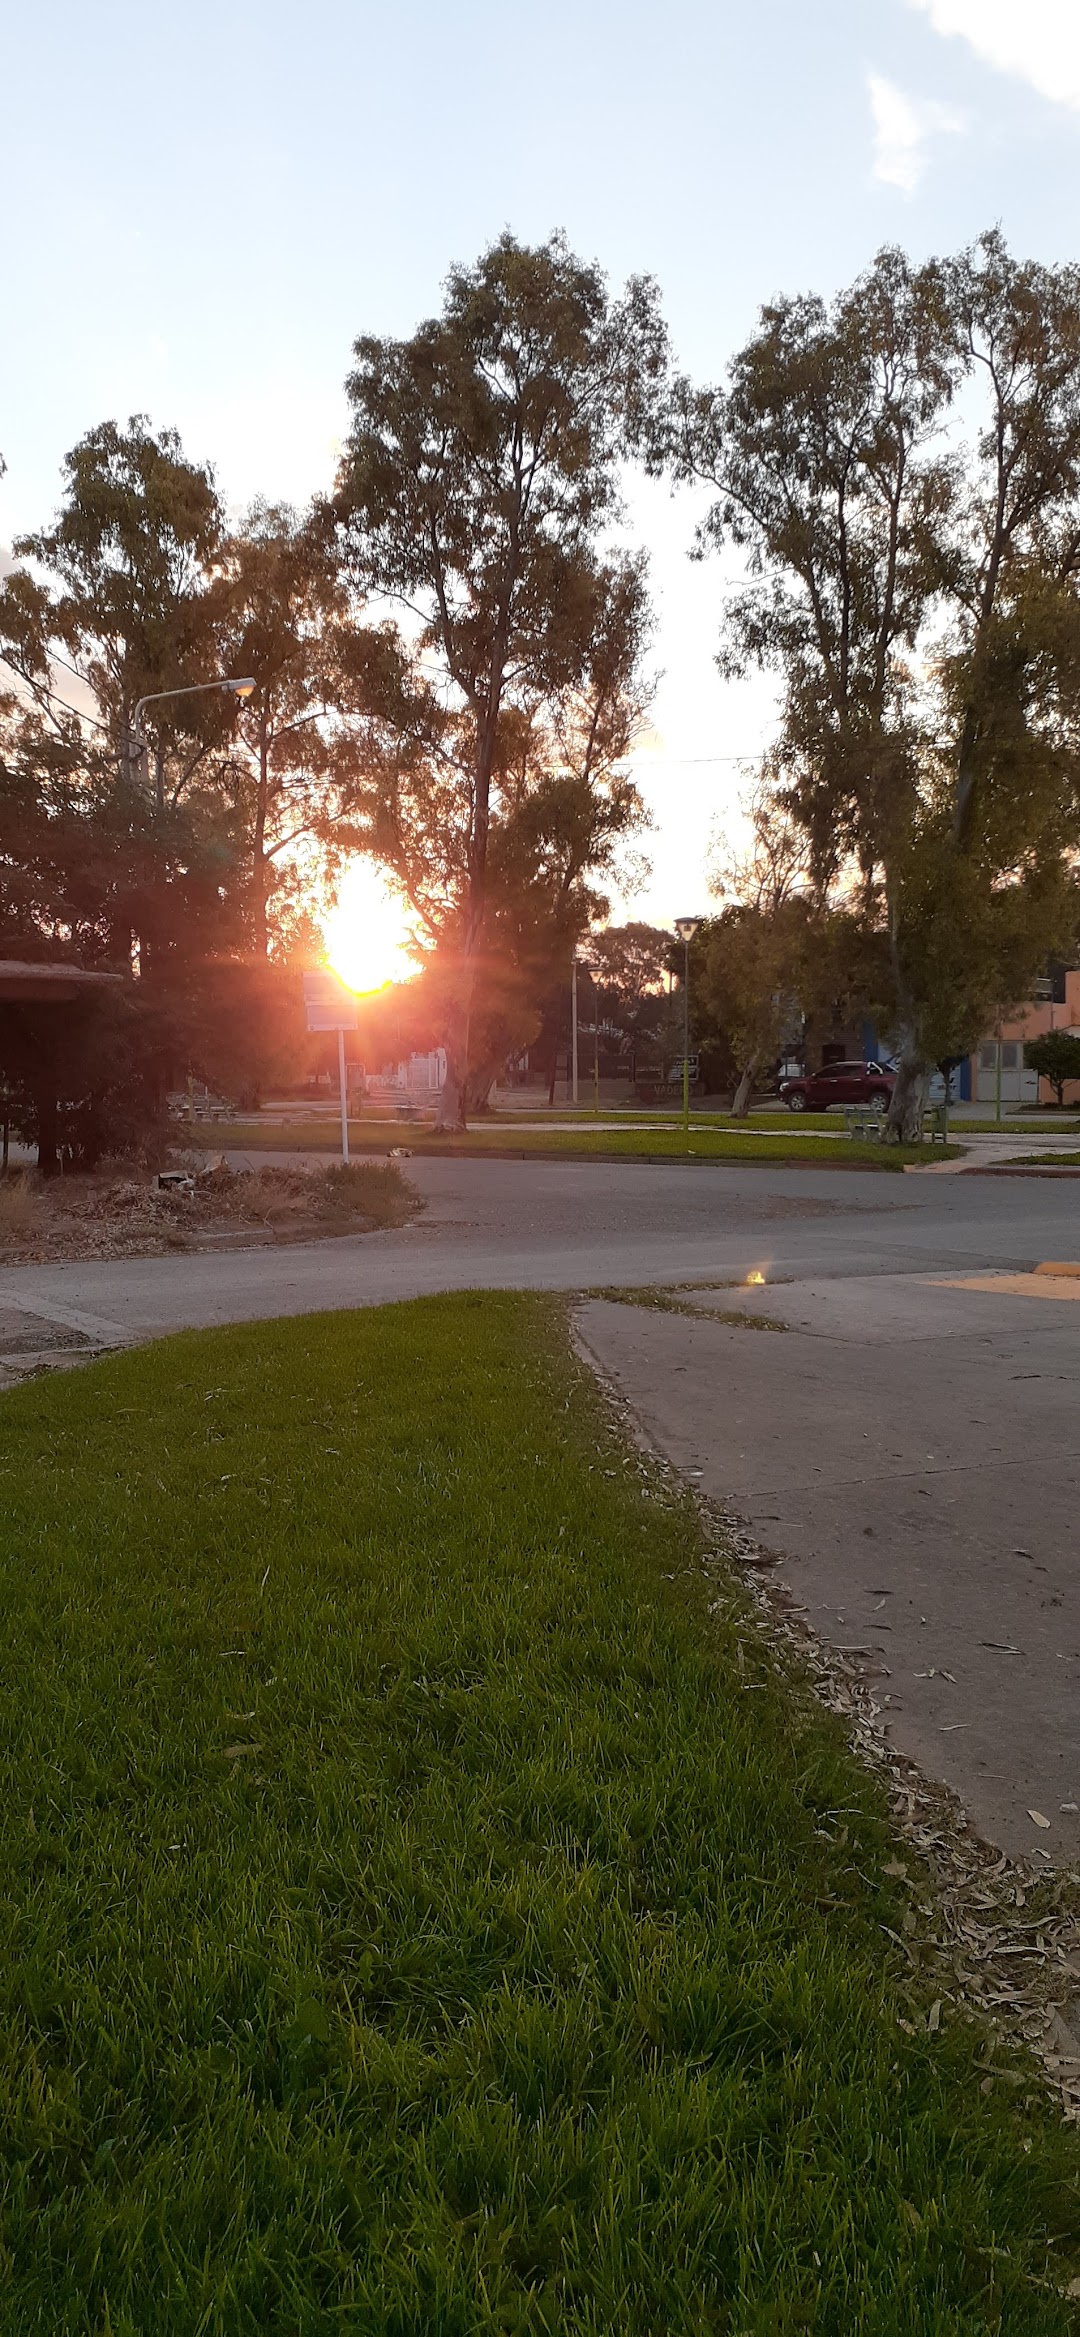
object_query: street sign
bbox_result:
[302,969,358,1032]
[302,970,357,1160]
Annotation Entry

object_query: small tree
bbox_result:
[1024,1028,1080,1107]
[704,771,822,1116]
[696,900,811,1116]
[589,922,674,1079]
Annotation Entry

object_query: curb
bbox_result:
[965,1165,1080,1180]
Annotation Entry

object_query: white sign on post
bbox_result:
[302,970,358,1161]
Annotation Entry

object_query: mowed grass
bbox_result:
[214,1119,956,1170]
[1005,1152,1080,1168]
[1,1295,1078,2333]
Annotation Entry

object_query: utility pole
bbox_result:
[338,1028,350,1163]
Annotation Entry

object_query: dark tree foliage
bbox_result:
[332,233,665,1125]
[1024,1027,1080,1106]
[662,234,1080,1137]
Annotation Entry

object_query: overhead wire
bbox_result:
[0,652,111,734]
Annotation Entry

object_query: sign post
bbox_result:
[302,971,359,1163]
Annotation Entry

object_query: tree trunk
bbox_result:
[435,982,470,1132]
[464,1071,496,1116]
[730,1054,759,1119]
[886,1026,931,1143]
[251,863,270,959]
[35,1079,61,1178]
[252,716,271,955]
[436,1057,466,1132]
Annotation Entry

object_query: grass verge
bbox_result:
[588,1283,791,1328]
[1,1293,1077,2332]
[210,1121,959,1170]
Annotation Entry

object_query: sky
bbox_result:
[3,0,1080,931]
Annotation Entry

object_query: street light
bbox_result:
[571,950,600,1111]
[131,677,256,777]
[674,916,702,1144]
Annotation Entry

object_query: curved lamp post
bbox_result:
[674,916,702,1143]
[131,677,256,784]
[572,950,599,1110]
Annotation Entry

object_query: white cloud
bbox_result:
[907,0,1080,111]
[868,71,964,191]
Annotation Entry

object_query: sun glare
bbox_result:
[324,860,417,995]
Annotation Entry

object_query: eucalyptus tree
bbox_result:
[666,234,1080,1137]
[212,502,366,955]
[332,232,666,1126]
[0,417,247,975]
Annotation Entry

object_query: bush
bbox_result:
[0,987,170,1174]
[1024,1029,1080,1106]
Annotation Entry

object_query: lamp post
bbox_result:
[674,917,701,1144]
[571,953,600,1113]
[131,677,256,789]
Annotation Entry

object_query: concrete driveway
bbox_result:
[575,1263,1080,1862]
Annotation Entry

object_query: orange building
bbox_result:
[969,964,1080,1109]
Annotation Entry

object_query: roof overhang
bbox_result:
[0,961,124,1005]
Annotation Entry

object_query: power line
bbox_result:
[626,751,766,765]
[0,652,110,734]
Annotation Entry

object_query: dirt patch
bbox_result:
[0,1159,421,1266]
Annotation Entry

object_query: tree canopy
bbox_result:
[331,232,666,1123]
[663,233,1080,1134]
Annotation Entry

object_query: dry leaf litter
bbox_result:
[0,1160,412,1264]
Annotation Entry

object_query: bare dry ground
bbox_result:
[0,1158,419,1265]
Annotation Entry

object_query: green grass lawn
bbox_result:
[212,1120,958,1170]
[1,1294,1077,2332]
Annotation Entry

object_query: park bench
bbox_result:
[844,1106,887,1142]
[919,1102,949,1145]
[168,1086,233,1124]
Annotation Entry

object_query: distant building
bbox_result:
[968,962,1080,1109]
[349,1050,446,1106]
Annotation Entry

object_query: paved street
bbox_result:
[1,1154,1077,1860]
[0,1152,1078,1349]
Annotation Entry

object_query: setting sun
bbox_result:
[324,860,418,995]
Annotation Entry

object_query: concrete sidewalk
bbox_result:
[575,1268,1080,1862]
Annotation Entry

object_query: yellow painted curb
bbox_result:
[1035,1261,1080,1278]
[933,1273,1080,1300]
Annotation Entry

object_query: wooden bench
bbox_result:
[844,1107,887,1142]
[168,1087,233,1124]
[919,1102,949,1146]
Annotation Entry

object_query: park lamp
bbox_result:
[132,676,256,749]
[674,916,703,1139]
